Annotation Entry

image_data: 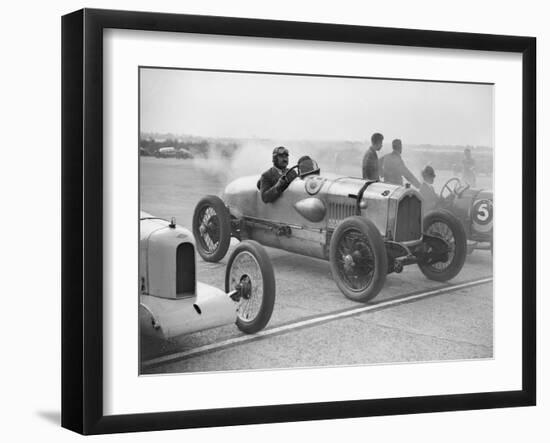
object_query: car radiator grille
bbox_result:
[327,201,356,227]
[394,195,422,241]
[176,243,195,297]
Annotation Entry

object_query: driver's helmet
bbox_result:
[297,155,320,177]
[272,146,289,162]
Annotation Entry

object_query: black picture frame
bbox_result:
[61,8,536,435]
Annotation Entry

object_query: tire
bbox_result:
[329,216,387,303]
[418,209,467,282]
[192,195,231,262]
[225,241,276,333]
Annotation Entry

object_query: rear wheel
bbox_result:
[418,210,466,281]
[192,195,231,262]
[225,241,276,333]
[329,216,387,303]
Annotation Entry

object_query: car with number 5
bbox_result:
[438,177,493,254]
[192,158,467,303]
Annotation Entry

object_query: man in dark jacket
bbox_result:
[362,132,384,180]
[259,146,298,203]
[380,139,421,188]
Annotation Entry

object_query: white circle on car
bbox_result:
[305,176,326,195]
[471,199,493,233]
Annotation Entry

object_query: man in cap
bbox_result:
[362,132,384,180]
[380,139,421,188]
[259,146,298,203]
[419,165,439,213]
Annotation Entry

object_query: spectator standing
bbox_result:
[462,147,476,186]
[362,132,384,180]
[380,139,421,188]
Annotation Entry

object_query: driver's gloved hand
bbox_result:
[276,176,289,191]
[286,169,298,183]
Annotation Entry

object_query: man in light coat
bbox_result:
[380,139,421,188]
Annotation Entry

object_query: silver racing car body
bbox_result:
[224,174,422,260]
[193,162,467,303]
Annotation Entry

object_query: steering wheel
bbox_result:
[283,164,300,182]
[440,177,470,200]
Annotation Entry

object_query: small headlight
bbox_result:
[359,200,368,209]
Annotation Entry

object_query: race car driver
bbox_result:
[259,146,298,203]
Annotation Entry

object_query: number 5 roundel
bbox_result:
[472,199,493,233]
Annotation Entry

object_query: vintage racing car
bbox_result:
[438,177,493,254]
[139,212,275,339]
[192,159,467,303]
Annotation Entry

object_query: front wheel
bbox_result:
[329,216,387,303]
[225,241,276,333]
[418,209,467,281]
[192,195,231,262]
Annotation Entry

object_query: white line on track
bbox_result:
[142,277,493,369]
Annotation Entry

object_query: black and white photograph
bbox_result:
[138,67,494,375]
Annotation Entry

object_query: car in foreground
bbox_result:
[192,159,467,303]
[139,212,275,339]
[438,177,493,254]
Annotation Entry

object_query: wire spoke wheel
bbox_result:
[192,195,231,262]
[335,228,375,291]
[229,251,264,323]
[197,206,220,253]
[225,241,275,334]
[418,210,467,282]
[329,216,387,303]
[425,221,456,272]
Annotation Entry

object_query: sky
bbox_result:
[140,68,494,147]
